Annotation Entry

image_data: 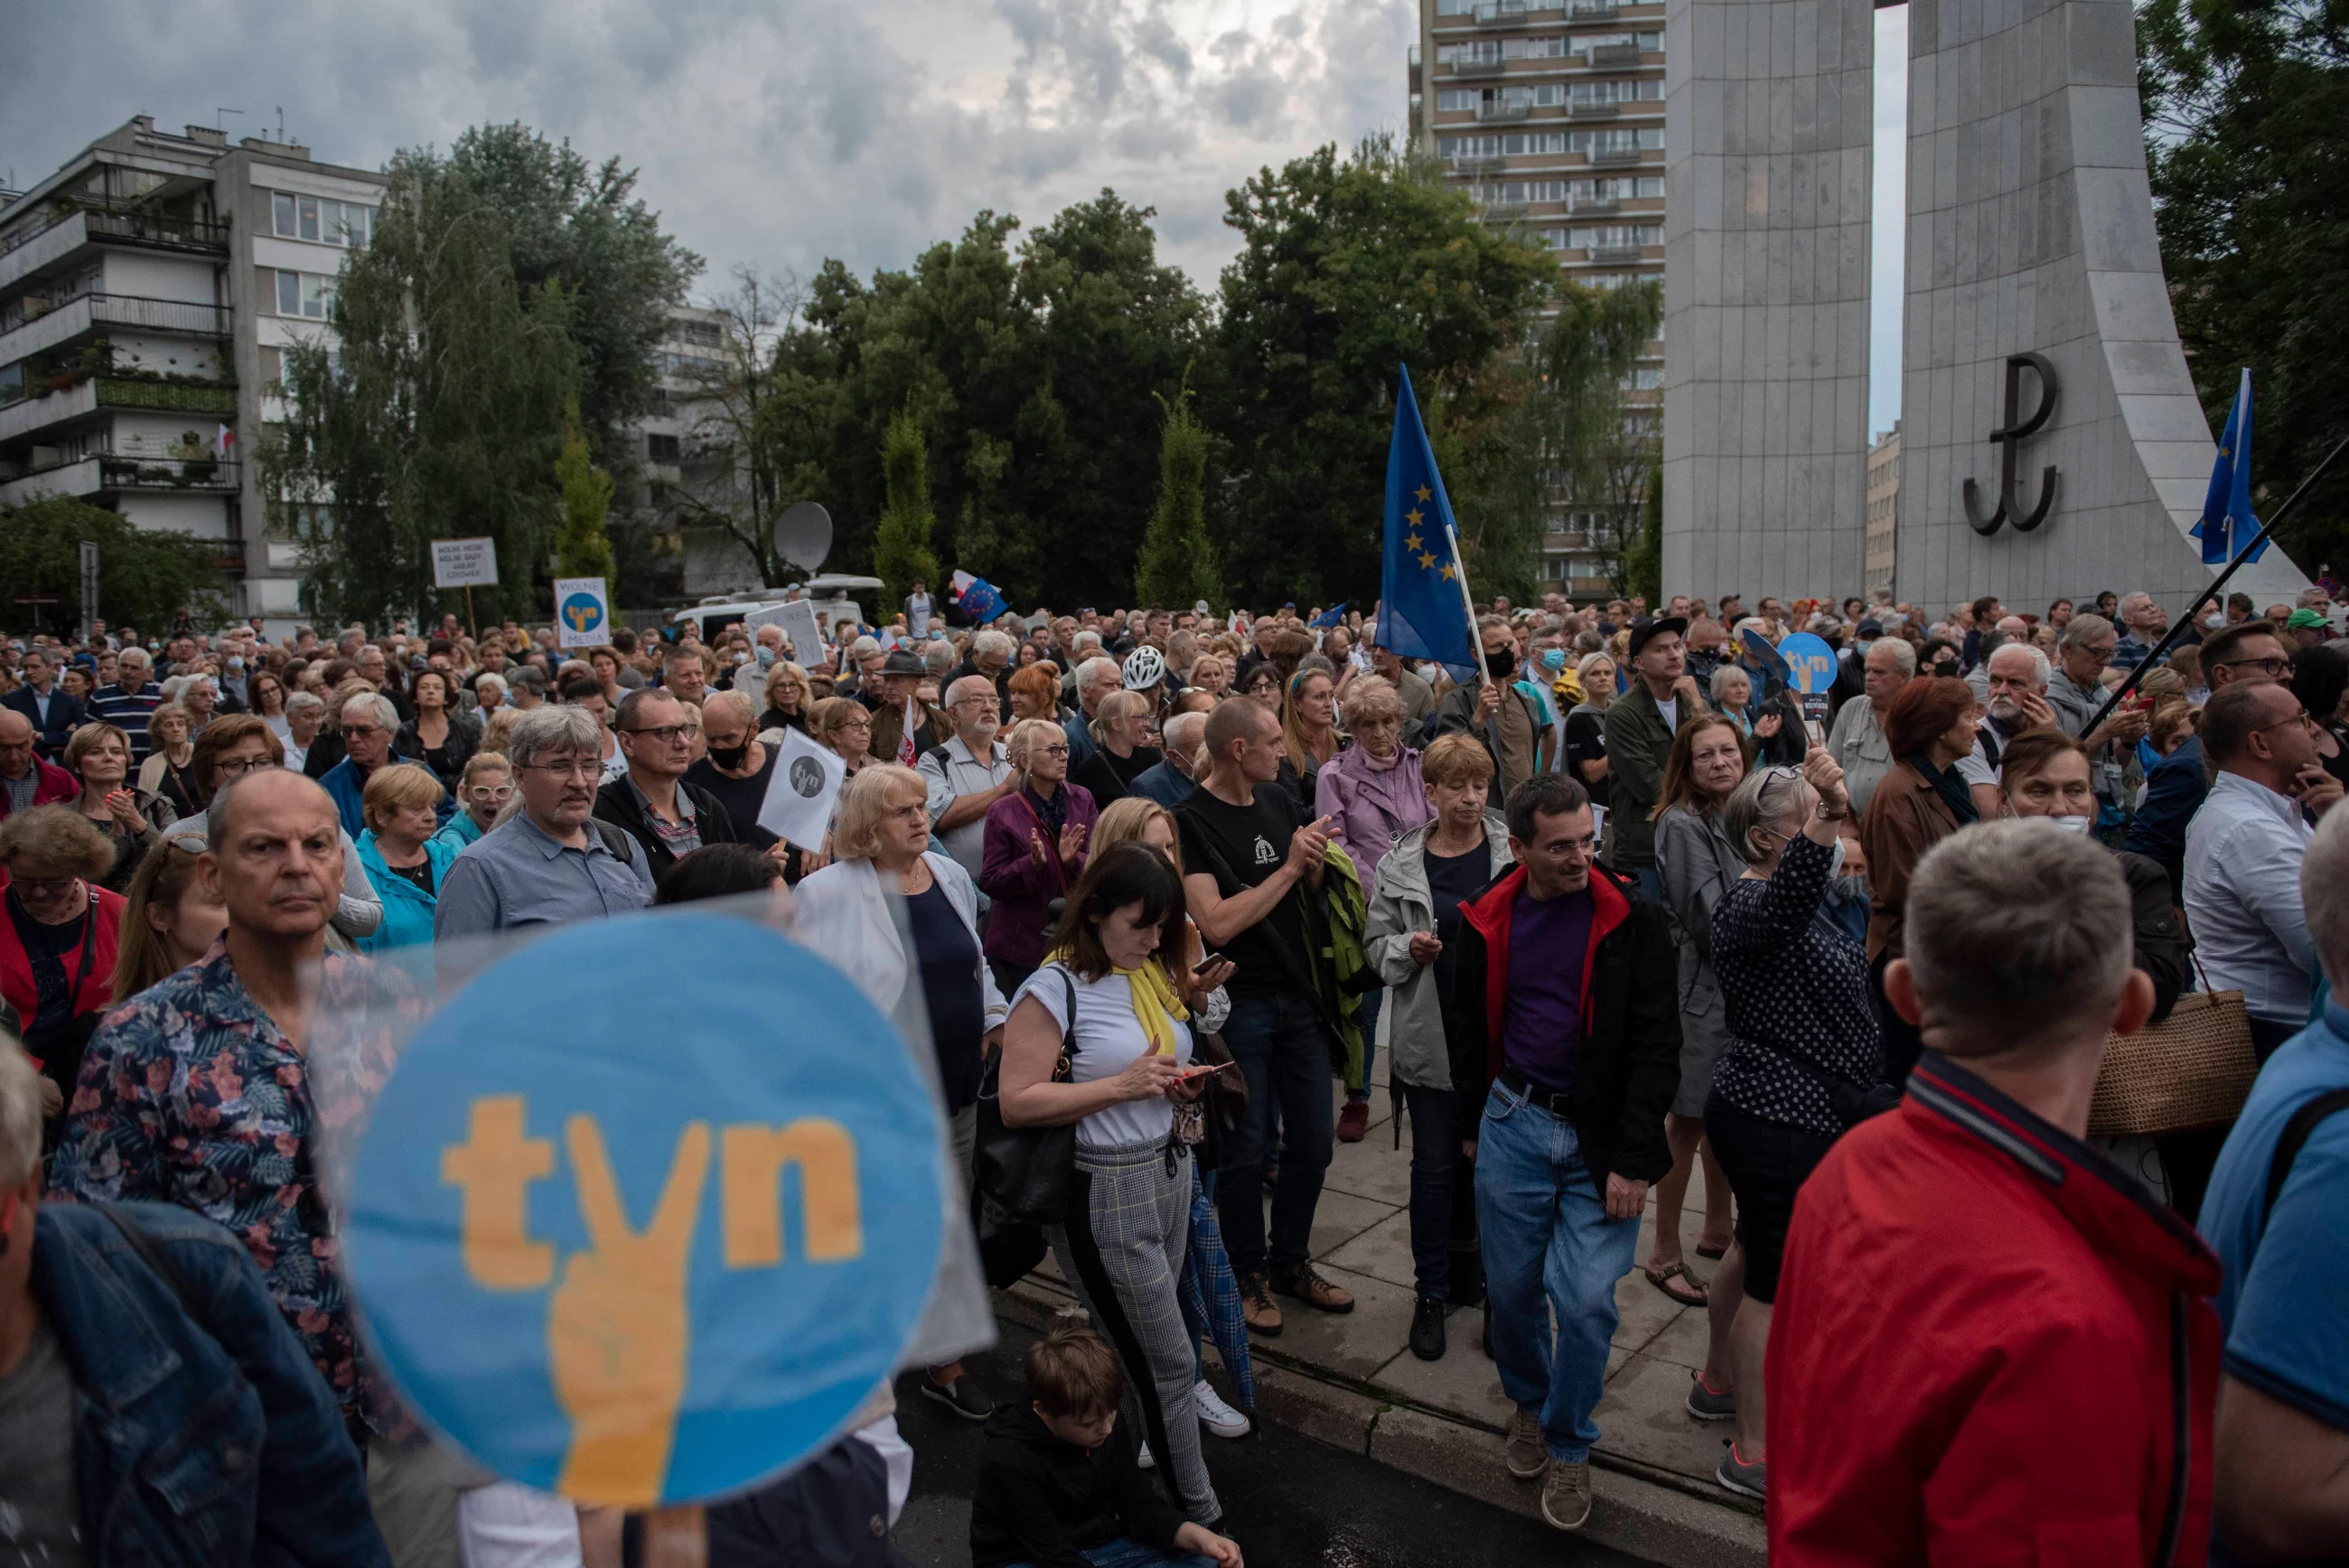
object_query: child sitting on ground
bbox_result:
[969,1314,1245,1568]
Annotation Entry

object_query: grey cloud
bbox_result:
[5,0,1419,296]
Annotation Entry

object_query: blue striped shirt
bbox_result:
[86,680,163,761]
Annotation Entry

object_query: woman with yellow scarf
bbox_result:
[999,840,1236,1528]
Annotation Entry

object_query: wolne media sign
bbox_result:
[432,537,501,590]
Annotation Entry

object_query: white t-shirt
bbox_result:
[1657,695,1680,734]
[1014,962,1193,1149]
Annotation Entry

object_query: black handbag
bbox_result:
[973,966,1081,1227]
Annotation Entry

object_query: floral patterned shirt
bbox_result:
[51,939,410,1433]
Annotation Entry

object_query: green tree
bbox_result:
[262,148,580,626]
[553,402,616,582]
[872,410,941,609]
[1210,135,1554,607]
[2141,0,2349,564]
[1135,386,1222,609]
[448,125,703,598]
[1529,279,1665,593]
[0,495,230,637]
[1622,453,1664,602]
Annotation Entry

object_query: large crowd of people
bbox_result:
[2,574,2347,1566]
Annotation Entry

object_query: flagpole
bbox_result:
[1442,520,1495,695]
[2083,430,2349,737]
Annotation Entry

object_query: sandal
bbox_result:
[1644,1260,1708,1308]
[1696,1242,1729,1262]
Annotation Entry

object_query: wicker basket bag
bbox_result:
[2089,965,2260,1137]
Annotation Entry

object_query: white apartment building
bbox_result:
[1409,0,1666,595]
[0,115,385,634]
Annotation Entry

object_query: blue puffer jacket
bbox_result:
[354,829,460,952]
[30,1201,389,1568]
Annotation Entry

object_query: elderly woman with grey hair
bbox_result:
[282,689,328,773]
[318,691,401,840]
[1689,744,1881,1499]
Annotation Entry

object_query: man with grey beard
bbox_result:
[1954,641,2055,817]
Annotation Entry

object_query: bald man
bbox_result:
[0,708,78,820]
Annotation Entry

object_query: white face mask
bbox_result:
[2050,814,2095,835]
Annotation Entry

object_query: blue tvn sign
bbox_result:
[343,915,945,1507]
[559,592,606,638]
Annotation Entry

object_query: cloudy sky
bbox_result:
[7,0,1907,428]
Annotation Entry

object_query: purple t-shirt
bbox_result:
[1502,887,1594,1093]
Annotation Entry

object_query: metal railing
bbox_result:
[91,294,231,334]
[1473,0,1532,24]
[1569,101,1623,117]
[1453,56,1506,77]
[1477,101,1533,122]
[1587,43,1646,67]
[1589,243,1649,262]
[1568,196,1622,214]
[1453,154,1510,175]
[1591,146,1649,165]
[0,203,229,259]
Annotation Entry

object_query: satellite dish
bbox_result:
[772,502,833,575]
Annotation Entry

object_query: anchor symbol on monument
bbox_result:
[1963,351,2061,536]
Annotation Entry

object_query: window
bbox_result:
[647,433,682,462]
[1571,79,1662,106]
[1568,31,1663,53]
[1438,89,1480,112]
[1570,224,1661,248]
[270,191,377,247]
[1569,126,1662,154]
[267,267,337,319]
[673,319,724,348]
[1623,367,1662,389]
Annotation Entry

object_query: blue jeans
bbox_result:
[1350,987,1382,1104]
[1474,1081,1641,1463]
[1007,1541,1214,1568]
[1217,990,1335,1278]
[1400,1082,1469,1300]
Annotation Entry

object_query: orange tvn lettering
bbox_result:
[720,1119,864,1267]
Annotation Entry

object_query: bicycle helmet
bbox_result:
[1121,645,1166,691]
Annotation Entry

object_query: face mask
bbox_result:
[2050,814,2094,835]
[707,742,750,770]
[226,657,244,673]
[1541,648,1566,672]
[1484,649,1516,680]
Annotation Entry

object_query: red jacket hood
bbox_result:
[1460,863,1632,1063]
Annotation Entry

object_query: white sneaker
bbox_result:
[1193,1378,1252,1439]
[1136,1441,1156,1470]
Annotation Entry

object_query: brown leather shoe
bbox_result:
[1270,1263,1356,1314]
[1240,1273,1283,1336]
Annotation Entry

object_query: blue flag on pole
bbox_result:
[1377,367,1480,680]
[1308,602,1350,630]
[954,574,1006,625]
[2192,369,2267,565]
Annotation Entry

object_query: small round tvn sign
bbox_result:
[343,914,945,1507]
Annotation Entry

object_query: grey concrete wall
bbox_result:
[1661,0,1876,602]
[1895,0,2307,613]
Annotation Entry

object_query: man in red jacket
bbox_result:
[1768,821,2223,1565]
[0,711,78,821]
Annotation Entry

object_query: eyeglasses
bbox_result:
[2251,706,2317,736]
[621,723,696,744]
[9,874,79,898]
[466,784,515,802]
[2214,656,2291,678]
[341,724,384,739]
[519,760,601,781]
[1528,833,1600,861]
[1031,743,1071,759]
[836,716,873,732]
[213,756,280,779]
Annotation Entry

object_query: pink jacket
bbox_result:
[0,756,78,819]
[1315,744,1432,885]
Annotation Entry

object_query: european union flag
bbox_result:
[1377,366,1479,680]
[1308,602,1349,630]
[954,574,1006,625]
[2192,369,2267,566]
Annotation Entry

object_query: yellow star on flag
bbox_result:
[1418,550,1438,570]
[1441,565,1456,580]
[1405,507,1424,527]
[1416,485,1432,502]
[1406,532,1424,553]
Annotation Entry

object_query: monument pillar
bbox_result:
[1661,0,1877,602]
[1895,0,2306,610]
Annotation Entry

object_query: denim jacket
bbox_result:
[30,1201,390,1568]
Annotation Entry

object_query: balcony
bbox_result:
[1567,0,1624,17]
[1452,154,1510,176]
[1568,196,1622,215]
[0,207,229,294]
[1482,204,1529,222]
[0,452,240,509]
[1477,100,1532,123]
[1589,243,1649,262]
[1569,101,1622,118]
[1473,1,1532,26]
[1591,146,1649,166]
[1587,43,1645,68]
[1451,54,1505,77]
[0,294,231,369]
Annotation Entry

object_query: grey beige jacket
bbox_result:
[1362,813,1514,1092]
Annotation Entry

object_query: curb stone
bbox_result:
[996,1283,1765,1568]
